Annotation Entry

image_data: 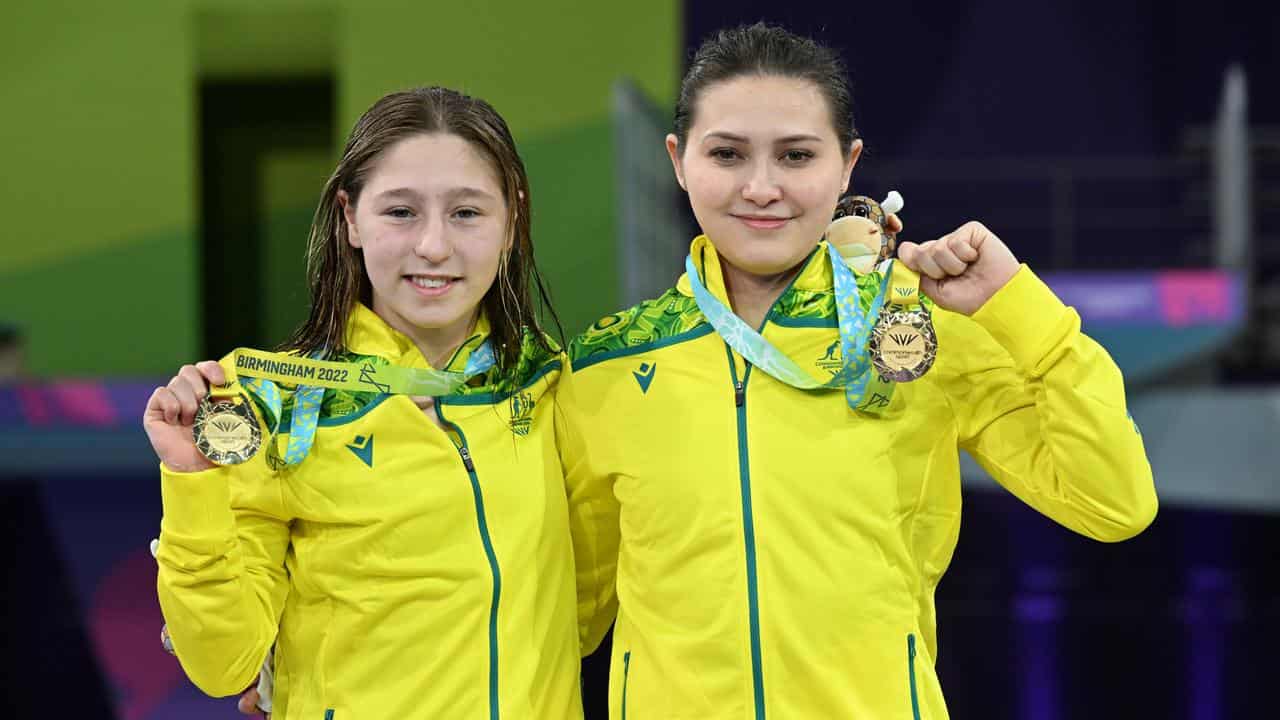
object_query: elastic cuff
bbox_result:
[970,264,1079,375]
[159,463,236,538]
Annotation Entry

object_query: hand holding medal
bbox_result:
[826,191,937,383]
[144,345,498,469]
[144,361,243,473]
[828,195,1020,383]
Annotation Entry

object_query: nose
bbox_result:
[741,159,782,206]
[414,215,453,264]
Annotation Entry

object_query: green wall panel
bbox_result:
[1,0,677,376]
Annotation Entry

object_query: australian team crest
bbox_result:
[815,340,844,376]
[509,391,535,436]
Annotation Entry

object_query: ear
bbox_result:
[665,133,687,192]
[840,139,864,194]
[337,189,361,248]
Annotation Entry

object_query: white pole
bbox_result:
[1213,64,1251,276]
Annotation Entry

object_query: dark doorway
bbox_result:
[199,78,334,356]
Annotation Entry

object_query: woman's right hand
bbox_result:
[238,682,267,717]
[143,360,226,473]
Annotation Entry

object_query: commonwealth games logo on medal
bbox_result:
[194,394,261,465]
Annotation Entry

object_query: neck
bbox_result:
[719,255,804,329]
[415,321,477,371]
[375,301,479,370]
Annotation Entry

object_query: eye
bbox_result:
[781,149,814,164]
[710,147,741,162]
[387,207,414,219]
[453,208,481,220]
[854,205,870,218]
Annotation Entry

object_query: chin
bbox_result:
[715,238,816,277]
[415,308,471,331]
[391,299,466,331]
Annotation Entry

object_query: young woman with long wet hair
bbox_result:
[147,87,581,720]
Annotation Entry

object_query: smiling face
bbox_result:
[341,132,507,352]
[667,74,861,278]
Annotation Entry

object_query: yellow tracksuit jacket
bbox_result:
[155,304,582,720]
[558,235,1157,719]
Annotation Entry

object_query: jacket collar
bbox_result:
[343,302,490,372]
[675,234,835,304]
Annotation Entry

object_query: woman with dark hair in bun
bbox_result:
[561,23,1155,719]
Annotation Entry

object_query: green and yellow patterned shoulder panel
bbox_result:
[569,288,708,370]
[567,264,932,369]
[770,265,931,327]
[772,284,838,324]
[476,328,562,399]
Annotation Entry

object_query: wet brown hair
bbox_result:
[282,86,561,374]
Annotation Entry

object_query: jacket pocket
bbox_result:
[907,634,921,720]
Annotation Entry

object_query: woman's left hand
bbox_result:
[897,221,1020,316]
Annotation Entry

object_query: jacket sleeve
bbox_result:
[933,265,1158,542]
[154,413,290,697]
[554,361,621,656]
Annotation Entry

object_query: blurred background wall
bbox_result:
[1,1,1276,718]
[0,0,678,376]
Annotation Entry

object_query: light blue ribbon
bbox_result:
[685,245,891,410]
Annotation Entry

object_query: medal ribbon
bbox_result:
[213,343,496,466]
[887,258,923,309]
[870,258,937,385]
[685,244,892,412]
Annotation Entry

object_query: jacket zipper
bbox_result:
[711,245,816,720]
[727,346,765,720]
[622,650,632,719]
[908,633,921,720]
[437,403,502,720]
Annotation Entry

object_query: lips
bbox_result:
[734,214,792,230]
[405,274,460,296]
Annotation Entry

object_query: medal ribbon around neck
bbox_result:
[206,343,496,466]
[685,245,894,413]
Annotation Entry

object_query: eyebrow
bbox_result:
[374,187,422,201]
[703,131,825,144]
[446,186,499,201]
[373,186,498,202]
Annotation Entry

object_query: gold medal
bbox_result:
[870,307,937,381]
[870,258,938,382]
[193,391,261,465]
